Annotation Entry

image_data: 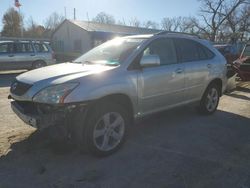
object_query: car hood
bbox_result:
[16,62,117,85]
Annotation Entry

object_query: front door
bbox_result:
[0,42,16,70]
[13,42,35,69]
[137,38,186,115]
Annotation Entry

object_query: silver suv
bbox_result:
[0,40,56,70]
[9,32,227,156]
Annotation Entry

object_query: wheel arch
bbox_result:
[32,59,47,65]
[207,78,223,96]
[94,93,135,122]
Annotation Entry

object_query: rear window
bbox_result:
[34,43,49,52]
[15,43,34,53]
[175,38,214,62]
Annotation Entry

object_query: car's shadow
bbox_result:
[0,71,26,88]
[0,107,250,188]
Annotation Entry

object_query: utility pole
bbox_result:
[74,8,76,20]
[19,7,23,37]
[64,7,67,19]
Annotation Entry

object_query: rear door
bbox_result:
[33,43,50,62]
[138,37,186,115]
[0,42,15,70]
[174,38,215,102]
[13,42,35,69]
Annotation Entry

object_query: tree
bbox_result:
[44,12,64,31]
[161,17,180,31]
[24,17,45,38]
[129,17,141,27]
[143,20,159,29]
[197,0,246,41]
[1,8,22,37]
[92,12,116,24]
[223,3,250,42]
[43,12,64,37]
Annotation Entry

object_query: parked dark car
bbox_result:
[214,44,239,64]
[231,42,250,81]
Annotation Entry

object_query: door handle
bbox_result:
[207,64,212,68]
[8,54,14,57]
[30,54,35,56]
[175,68,183,74]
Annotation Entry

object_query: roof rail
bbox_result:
[0,37,50,42]
[155,31,200,39]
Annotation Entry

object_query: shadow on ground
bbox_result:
[0,106,250,188]
[225,84,250,101]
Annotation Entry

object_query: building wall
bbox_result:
[52,20,92,62]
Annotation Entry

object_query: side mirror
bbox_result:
[140,55,160,67]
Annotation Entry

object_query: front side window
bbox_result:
[142,38,177,65]
[0,43,8,53]
[74,37,145,66]
[0,43,14,53]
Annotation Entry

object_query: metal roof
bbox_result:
[68,20,161,35]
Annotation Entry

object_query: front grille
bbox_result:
[10,80,33,96]
[15,101,38,114]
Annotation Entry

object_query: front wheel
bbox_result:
[198,84,220,115]
[84,102,129,156]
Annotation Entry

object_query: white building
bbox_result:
[51,19,161,61]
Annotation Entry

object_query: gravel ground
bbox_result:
[0,73,249,188]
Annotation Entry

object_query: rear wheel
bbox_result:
[80,102,129,156]
[198,84,220,115]
[32,61,46,69]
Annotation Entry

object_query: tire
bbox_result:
[198,84,220,115]
[32,60,46,69]
[81,102,129,157]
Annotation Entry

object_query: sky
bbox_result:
[0,0,200,29]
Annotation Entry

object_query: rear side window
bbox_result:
[0,43,14,53]
[15,43,34,53]
[175,38,214,62]
[34,43,49,52]
[197,43,214,60]
[142,38,177,65]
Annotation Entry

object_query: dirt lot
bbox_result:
[0,72,250,188]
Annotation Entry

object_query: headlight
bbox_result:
[33,83,79,104]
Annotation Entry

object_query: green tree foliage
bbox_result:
[1,8,22,37]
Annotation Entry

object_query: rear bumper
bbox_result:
[11,101,65,130]
[46,59,56,65]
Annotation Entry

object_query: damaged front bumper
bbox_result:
[10,100,87,130]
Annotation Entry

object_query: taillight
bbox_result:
[52,51,56,60]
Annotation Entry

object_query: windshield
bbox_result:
[73,37,145,66]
